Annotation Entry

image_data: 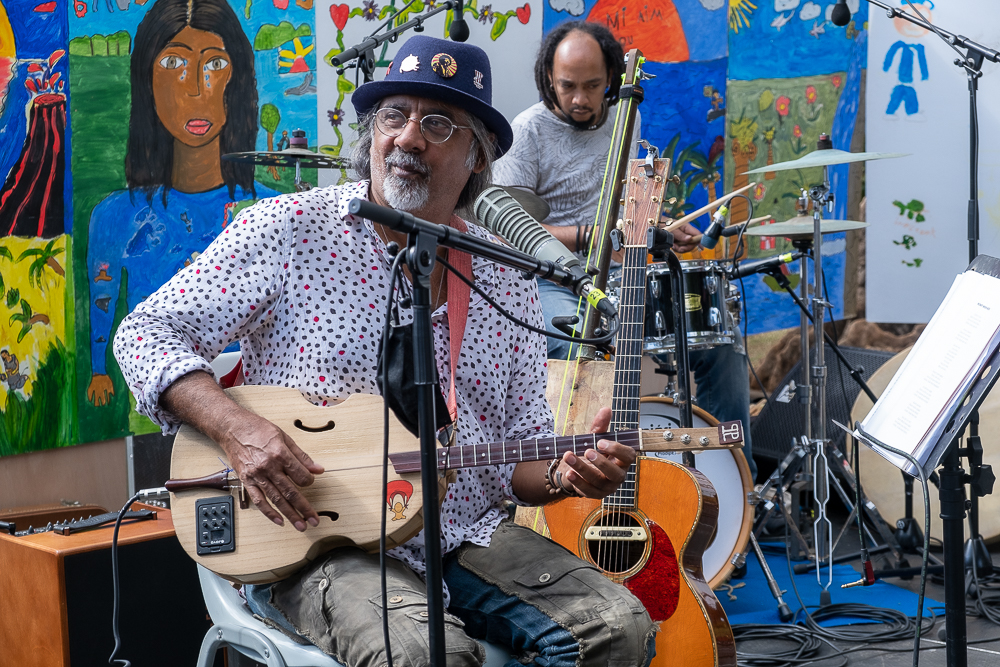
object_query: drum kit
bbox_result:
[222,129,348,191]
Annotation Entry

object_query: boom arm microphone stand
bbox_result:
[348,198,618,667]
[331,0,466,83]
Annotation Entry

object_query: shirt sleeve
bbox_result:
[491,113,540,192]
[113,199,294,432]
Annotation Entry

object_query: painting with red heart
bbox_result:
[515,3,530,24]
[330,3,350,31]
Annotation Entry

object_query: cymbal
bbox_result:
[494,185,550,221]
[744,216,868,238]
[222,147,349,169]
[743,148,908,175]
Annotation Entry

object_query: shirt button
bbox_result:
[389,595,404,604]
[538,573,551,583]
[420,611,429,617]
[318,578,329,591]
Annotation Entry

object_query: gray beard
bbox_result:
[381,150,431,211]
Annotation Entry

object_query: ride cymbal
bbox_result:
[222,147,348,169]
[743,148,908,175]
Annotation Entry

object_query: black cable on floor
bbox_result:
[733,623,846,667]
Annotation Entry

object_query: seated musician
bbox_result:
[493,22,757,480]
[113,35,656,667]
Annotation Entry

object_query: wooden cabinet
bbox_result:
[0,505,210,667]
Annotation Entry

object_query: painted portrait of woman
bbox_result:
[86,0,278,406]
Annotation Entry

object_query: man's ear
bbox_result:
[473,134,496,174]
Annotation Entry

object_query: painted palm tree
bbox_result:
[730,116,759,226]
[9,298,49,344]
[762,128,777,180]
[16,239,64,289]
[661,133,700,222]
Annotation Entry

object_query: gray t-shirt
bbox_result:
[492,102,641,244]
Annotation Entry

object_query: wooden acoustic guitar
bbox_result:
[543,159,737,667]
[167,384,744,585]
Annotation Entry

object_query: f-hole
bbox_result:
[295,419,336,433]
[318,511,339,522]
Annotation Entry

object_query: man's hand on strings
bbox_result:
[555,407,635,498]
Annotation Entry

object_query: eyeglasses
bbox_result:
[374,107,471,144]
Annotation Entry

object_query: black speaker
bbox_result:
[129,432,176,502]
[751,345,898,461]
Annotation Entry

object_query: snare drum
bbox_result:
[643,260,739,361]
[639,396,753,588]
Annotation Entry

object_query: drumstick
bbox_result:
[663,182,757,233]
[687,215,774,245]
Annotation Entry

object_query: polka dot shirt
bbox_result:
[114,180,555,580]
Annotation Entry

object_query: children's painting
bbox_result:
[866,0,1000,323]
[726,0,868,335]
[0,0,74,456]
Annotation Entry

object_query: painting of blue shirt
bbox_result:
[87,184,279,374]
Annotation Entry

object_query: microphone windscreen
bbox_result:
[830,1,852,27]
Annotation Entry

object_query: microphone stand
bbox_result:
[862,4,1000,664]
[348,198,615,667]
[331,0,462,83]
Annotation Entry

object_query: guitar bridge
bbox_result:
[584,526,648,542]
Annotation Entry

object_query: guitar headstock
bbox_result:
[619,157,672,248]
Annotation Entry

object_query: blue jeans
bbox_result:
[538,281,756,480]
[887,84,920,115]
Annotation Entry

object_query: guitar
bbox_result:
[167,384,743,584]
[543,159,737,667]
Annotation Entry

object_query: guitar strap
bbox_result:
[445,215,472,425]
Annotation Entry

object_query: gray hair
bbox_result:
[350,104,496,212]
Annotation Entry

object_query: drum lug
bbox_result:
[655,311,667,335]
[650,277,661,298]
[706,275,718,294]
[708,307,722,328]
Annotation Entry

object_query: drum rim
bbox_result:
[646,259,727,274]
[639,396,753,589]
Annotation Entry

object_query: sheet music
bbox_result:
[855,270,1000,476]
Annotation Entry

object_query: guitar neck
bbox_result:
[386,423,744,475]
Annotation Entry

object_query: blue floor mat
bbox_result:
[717,548,942,627]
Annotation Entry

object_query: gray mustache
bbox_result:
[385,150,431,177]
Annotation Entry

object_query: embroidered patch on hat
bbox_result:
[386,60,394,76]
[400,54,420,72]
[473,70,484,90]
[430,52,458,79]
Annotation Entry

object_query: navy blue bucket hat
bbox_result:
[351,35,513,157]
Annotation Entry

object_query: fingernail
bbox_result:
[308,517,319,527]
[273,517,284,526]
[585,450,598,461]
[295,521,306,532]
[597,440,609,449]
[565,452,577,464]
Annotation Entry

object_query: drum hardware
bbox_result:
[740,135,907,602]
[222,129,348,192]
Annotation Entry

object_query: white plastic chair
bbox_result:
[197,552,516,666]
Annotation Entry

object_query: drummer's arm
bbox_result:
[668,222,701,254]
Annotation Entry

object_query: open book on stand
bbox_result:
[849,264,1000,477]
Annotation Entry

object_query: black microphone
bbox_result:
[728,252,801,281]
[449,0,470,42]
[831,0,852,27]
[473,186,616,317]
[699,204,730,250]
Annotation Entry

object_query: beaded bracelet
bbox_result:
[544,459,565,497]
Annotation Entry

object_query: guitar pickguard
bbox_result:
[623,519,680,622]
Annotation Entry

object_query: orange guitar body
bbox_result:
[544,458,737,667]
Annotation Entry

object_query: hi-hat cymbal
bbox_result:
[744,216,868,238]
[744,148,908,175]
[222,147,348,169]
[494,185,550,221]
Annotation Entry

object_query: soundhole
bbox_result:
[318,511,339,522]
[294,419,336,433]
[587,511,646,574]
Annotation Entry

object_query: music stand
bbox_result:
[853,255,1000,667]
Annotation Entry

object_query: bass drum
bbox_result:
[851,347,1000,543]
[639,397,753,588]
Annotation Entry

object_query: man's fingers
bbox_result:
[589,407,612,435]
[244,483,284,526]
[256,477,309,531]
[284,435,325,476]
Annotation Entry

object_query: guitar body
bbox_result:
[545,458,736,667]
[169,386,446,584]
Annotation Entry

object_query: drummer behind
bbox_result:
[493,21,757,480]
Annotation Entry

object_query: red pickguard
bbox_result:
[623,519,680,622]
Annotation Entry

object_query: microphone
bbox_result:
[449,0,470,42]
[473,186,616,317]
[728,252,802,281]
[699,205,730,250]
[830,0,852,27]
